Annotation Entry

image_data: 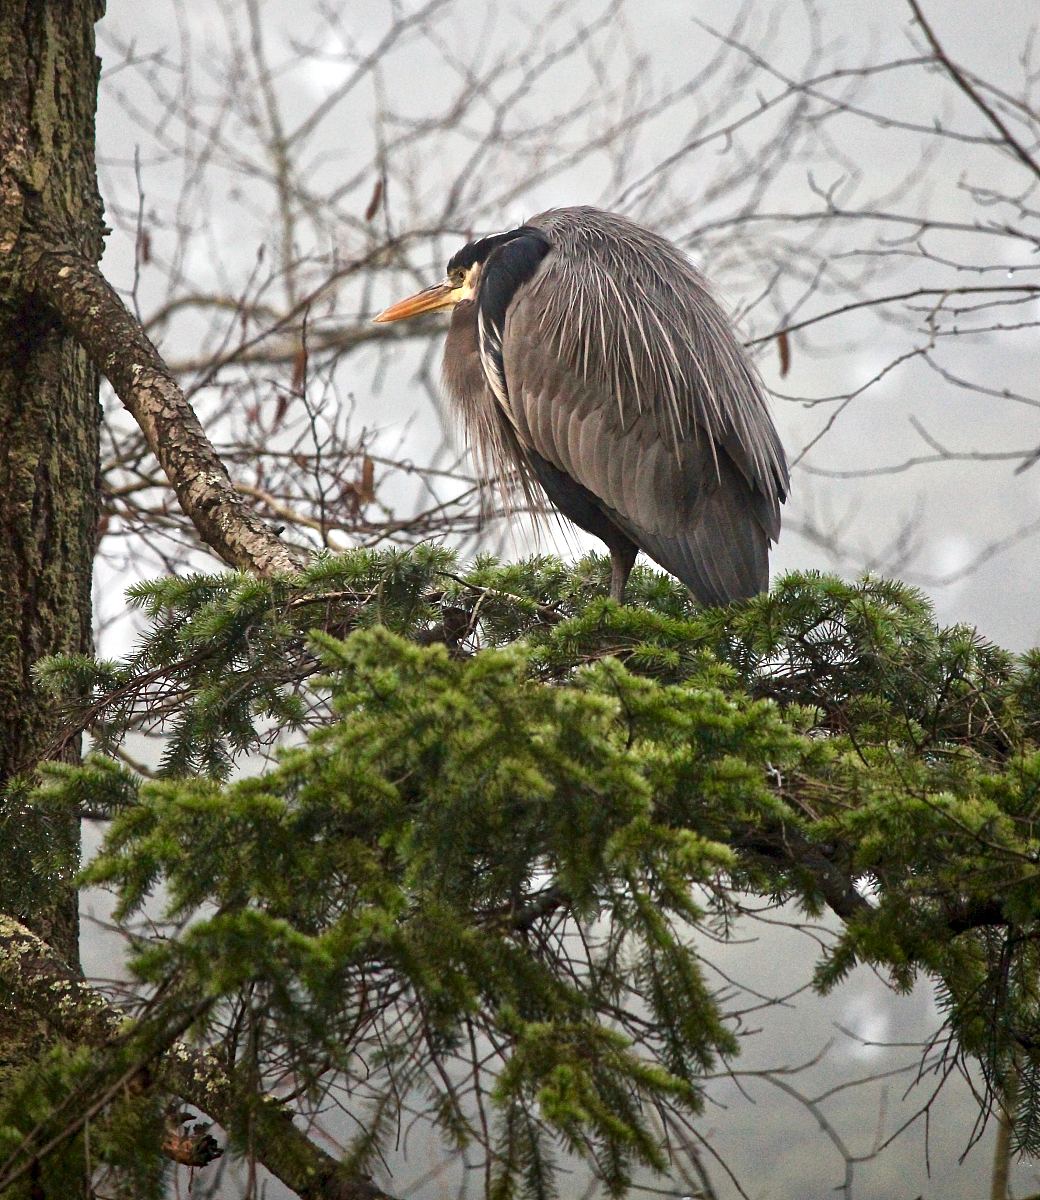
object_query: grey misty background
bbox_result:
[84,1,1040,1197]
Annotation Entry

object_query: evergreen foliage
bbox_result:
[5,548,1040,1195]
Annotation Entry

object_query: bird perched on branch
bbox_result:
[374,206,788,605]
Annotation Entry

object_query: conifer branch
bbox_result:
[734,829,873,922]
[0,914,394,1200]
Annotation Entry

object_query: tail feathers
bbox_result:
[634,519,769,606]
[614,460,772,606]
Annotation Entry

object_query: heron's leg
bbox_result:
[609,542,638,603]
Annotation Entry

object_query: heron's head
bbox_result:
[372,230,531,324]
[372,261,478,324]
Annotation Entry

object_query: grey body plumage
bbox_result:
[376,205,789,605]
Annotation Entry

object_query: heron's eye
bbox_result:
[449,269,466,286]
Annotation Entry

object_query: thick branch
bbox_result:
[23,219,304,576]
[0,915,390,1200]
[737,826,1018,936]
[734,827,874,923]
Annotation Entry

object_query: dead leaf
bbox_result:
[162,1123,224,1168]
[291,345,308,392]
[777,329,791,378]
[365,178,384,221]
[359,455,375,503]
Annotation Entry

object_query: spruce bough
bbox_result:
[5,548,1040,1196]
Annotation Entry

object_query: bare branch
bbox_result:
[907,0,1040,184]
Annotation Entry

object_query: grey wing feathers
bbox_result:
[618,456,771,606]
[499,206,787,604]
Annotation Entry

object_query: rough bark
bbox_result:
[24,220,305,575]
[0,0,301,1095]
[0,0,107,1088]
[0,914,393,1200]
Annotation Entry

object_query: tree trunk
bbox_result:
[0,0,106,1073]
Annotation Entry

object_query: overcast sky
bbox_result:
[89,3,1040,1197]
[94,0,1040,648]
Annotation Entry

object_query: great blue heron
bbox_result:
[374,206,788,605]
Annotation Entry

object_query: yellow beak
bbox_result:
[372,280,457,323]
